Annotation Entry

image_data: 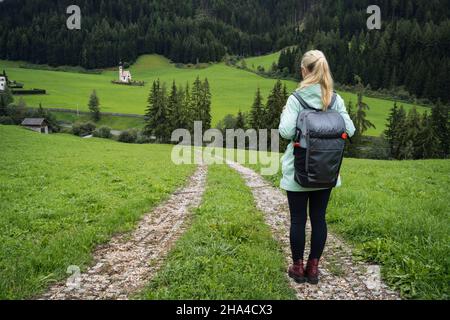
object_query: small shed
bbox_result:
[21,118,49,134]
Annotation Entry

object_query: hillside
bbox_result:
[245,150,450,299]
[1,126,448,299]
[0,125,194,299]
[1,1,448,104]
[0,55,428,135]
[0,0,301,67]
[243,51,282,72]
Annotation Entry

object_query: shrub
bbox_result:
[60,127,72,134]
[0,116,14,125]
[364,136,390,160]
[72,122,96,137]
[6,102,27,125]
[93,126,112,139]
[118,129,138,143]
[135,130,154,144]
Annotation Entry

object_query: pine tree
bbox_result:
[250,87,265,129]
[168,81,188,131]
[393,106,407,159]
[236,110,246,129]
[145,79,170,142]
[184,82,193,132]
[0,85,14,116]
[353,76,376,142]
[36,103,46,118]
[417,112,440,159]
[201,78,212,130]
[88,90,101,122]
[265,80,285,130]
[167,81,180,132]
[400,107,421,159]
[190,76,203,122]
[431,99,449,157]
[344,100,359,157]
[384,102,400,157]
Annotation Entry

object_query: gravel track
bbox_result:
[40,163,207,300]
[226,160,400,300]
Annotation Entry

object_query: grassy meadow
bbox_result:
[243,150,450,300]
[242,51,282,71]
[0,125,195,299]
[1,54,428,136]
[1,55,295,126]
[138,164,295,300]
[0,125,448,300]
[53,112,145,131]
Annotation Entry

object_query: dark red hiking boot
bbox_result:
[288,260,306,283]
[305,259,320,284]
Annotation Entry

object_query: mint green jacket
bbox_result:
[279,84,356,192]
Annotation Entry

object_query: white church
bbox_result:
[118,63,132,84]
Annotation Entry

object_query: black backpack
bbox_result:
[291,91,349,188]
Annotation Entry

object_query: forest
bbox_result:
[0,0,448,103]
[276,0,450,104]
[0,0,301,67]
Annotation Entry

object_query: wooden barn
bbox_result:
[21,118,49,134]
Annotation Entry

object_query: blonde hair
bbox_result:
[299,50,334,110]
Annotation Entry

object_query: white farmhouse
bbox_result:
[119,63,132,83]
[0,76,6,91]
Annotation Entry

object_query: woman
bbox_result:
[279,50,356,285]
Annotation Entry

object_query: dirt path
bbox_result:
[226,160,400,300]
[40,163,207,300]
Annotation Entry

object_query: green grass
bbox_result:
[243,151,450,299]
[243,51,281,72]
[138,164,296,300]
[1,55,428,135]
[335,91,427,136]
[0,125,195,299]
[1,55,295,126]
[52,112,145,131]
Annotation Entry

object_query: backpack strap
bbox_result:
[328,92,337,110]
[292,91,338,111]
[291,91,315,111]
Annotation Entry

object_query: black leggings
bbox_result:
[287,189,332,262]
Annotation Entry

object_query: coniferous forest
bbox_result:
[1,1,448,103]
[0,0,300,67]
[1,0,449,105]
[276,0,450,104]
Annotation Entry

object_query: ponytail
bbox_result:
[299,50,334,110]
